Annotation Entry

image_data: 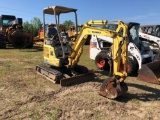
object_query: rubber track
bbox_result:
[36,65,63,83]
[36,65,96,86]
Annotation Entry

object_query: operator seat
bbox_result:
[45,24,58,45]
[47,24,57,38]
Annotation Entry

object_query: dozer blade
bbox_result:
[98,77,128,99]
[60,72,95,86]
[138,60,160,84]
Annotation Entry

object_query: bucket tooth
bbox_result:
[138,61,160,84]
[98,77,128,99]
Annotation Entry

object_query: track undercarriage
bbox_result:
[36,65,95,86]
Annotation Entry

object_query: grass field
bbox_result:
[0,45,160,120]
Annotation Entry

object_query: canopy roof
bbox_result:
[43,6,77,15]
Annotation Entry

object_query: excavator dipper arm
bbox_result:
[66,20,129,99]
[68,20,126,68]
[98,21,129,99]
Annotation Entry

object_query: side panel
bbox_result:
[43,41,61,67]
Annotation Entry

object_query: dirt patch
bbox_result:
[2,80,159,120]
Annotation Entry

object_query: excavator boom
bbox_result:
[67,20,129,98]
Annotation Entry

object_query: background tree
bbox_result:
[63,20,74,30]
[23,21,30,32]
[30,17,42,37]
[23,17,42,37]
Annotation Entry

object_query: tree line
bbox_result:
[23,17,74,37]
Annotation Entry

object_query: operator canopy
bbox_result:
[43,6,77,15]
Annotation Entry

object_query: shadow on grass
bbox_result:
[93,70,160,102]
[115,83,160,102]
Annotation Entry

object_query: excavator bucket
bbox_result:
[137,60,160,84]
[98,77,128,99]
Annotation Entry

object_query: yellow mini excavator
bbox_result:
[36,6,160,99]
[36,6,129,98]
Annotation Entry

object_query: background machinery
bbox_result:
[67,24,84,45]
[0,15,33,48]
[89,22,154,75]
[33,28,44,46]
[139,25,160,60]
[36,6,160,99]
[98,22,160,98]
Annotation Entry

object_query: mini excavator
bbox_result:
[36,6,160,99]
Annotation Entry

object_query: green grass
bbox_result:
[0,45,93,120]
[79,45,96,69]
